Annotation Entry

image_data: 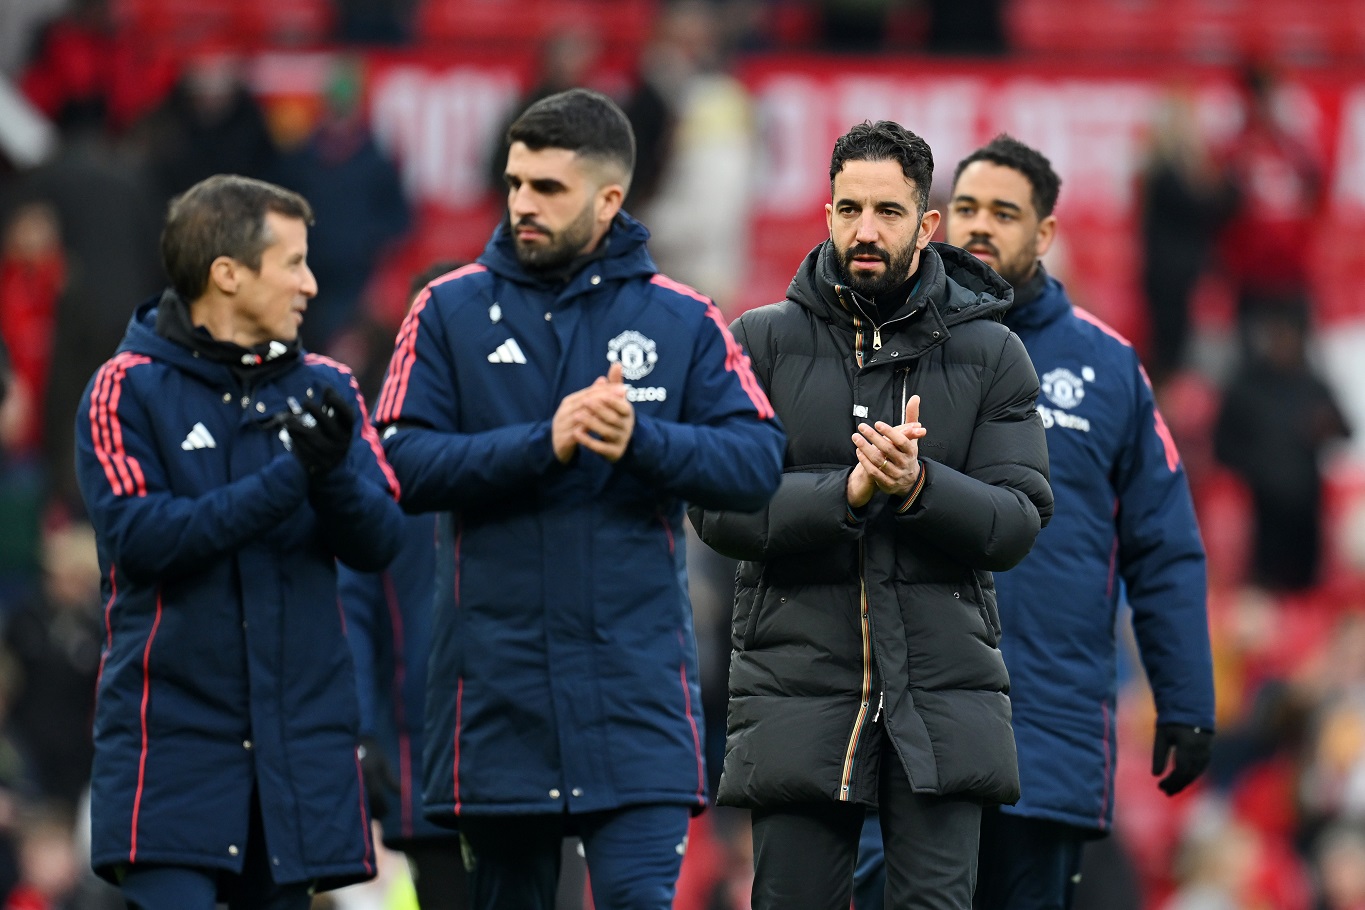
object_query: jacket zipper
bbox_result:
[838,537,875,800]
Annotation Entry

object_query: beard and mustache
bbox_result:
[835,240,920,299]
[508,202,596,274]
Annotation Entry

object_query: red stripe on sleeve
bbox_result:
[649,274,775,419]
[90,355,151,498]
[376,263,486,424]
[306,355,403,500]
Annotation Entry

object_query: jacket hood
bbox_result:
[477,211,658,288]
[786,241,1014,330]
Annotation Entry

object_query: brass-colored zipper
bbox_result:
[838,537,874,800]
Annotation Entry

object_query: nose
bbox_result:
[300,264,318,298]
[854,210,879,244]
[509,184,537,220]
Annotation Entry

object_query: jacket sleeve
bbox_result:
[338,564,386,737]
[374,287,569,512]
[306,373,404,571]
[621,302,785,511]
[686,316,863,560]
[895,329,1053,572]
[1116,357,1215,729]
[75,361,311,585]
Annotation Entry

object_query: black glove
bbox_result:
[285,386,354,476]
[1152,723,1214,796]
[357,736,398,821]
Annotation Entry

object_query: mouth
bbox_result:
[965,241,997,261]
[515,220,550,243]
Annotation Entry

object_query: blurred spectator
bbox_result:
[816,0,897,51]
[6,104,162,522]
[0,649,34,903]
[923,0,1005,54]
[484,27,604,197]
[1,522,102,813]
[1216,63,1324,356]
[1213,309,1350,593]
[633,1,754,311]
[1312,823,1365,910]
[1139,90,1234,388]
[1159,808,1264,910]
[0,201,63,460]
[2,805,81,910]
[268,56,411,351]
[133,49,280,208]
[334,0,416,44]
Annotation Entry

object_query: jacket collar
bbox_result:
[1002,265,1071,334]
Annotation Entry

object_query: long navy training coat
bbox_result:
[998,272,1214,832]
[373,214,786,822]
[76,297,403,889]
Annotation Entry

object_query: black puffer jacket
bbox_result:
[691,241,1052,808]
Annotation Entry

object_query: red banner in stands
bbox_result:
[252,52,1365,342]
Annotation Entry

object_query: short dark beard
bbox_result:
[836,239,919,299]
[511,203,596,274]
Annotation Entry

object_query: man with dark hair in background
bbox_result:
[690,120,1052,910]
[855,134,1215,910]
[373,88,785,910]
[74,174,403,910]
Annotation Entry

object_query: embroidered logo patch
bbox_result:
[607,330,658,381]
[1040,367,1085,410]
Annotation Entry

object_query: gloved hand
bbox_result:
[285,386,354,477]
[357,736,398,821]
[1152,723,1214,796]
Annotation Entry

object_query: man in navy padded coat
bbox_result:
[75,174,404,910]
[855,136,1215,910]
[372,89,786,910]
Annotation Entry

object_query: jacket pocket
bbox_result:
[737,578,768,651]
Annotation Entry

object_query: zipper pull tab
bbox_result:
[873,691,884,723]
[872,325,882,350]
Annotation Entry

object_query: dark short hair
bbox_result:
[953,134,1062,219]
[507,88,636,185]
[830,120,934,215]
[161,174,314,302]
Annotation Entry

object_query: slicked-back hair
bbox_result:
[162,174,314,302]
[953,134,1062,219]
[830,120,934,216]
[507,88,636,188]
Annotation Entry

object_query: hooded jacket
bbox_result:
[691,241,1052,808]
[999,270,1212,832]
[373,213,785,821]
[76,295,403,888]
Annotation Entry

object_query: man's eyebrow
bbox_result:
[834,197,909,212]
[953,192,1023,213]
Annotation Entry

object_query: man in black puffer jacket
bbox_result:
[690,120,1053,910]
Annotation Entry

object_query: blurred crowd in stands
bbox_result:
[2,0,1365,908]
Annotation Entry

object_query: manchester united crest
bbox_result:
[1040,367,1085,410]
[606,330,659,381]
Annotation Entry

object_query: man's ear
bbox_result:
[916,209,941,250]
[208,256,240,295]
[1035,214,1058,259]
[595,183,625,225]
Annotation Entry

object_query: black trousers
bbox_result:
[751,735,981,910]
[973,807,1087,910]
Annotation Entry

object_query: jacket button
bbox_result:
[243,740,252,749]
[544,312,553,321]
[571,788,583,797]
[780,597,786,603]
[272,857,280,866]
[222,393,232,403]
[255,402,266,413]
[240,396,250,408]
[228,845,239,856]
[590,275,601,285]
[891,351,899,356]
[549,788,561,799]
[932,331,941,338]
[953,592,960,598]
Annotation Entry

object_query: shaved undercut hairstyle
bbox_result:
[507,88,636,191]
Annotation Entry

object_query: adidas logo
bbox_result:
[180,422,217,450]
[487,339,527,364]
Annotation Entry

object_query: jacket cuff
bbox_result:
[895,462,928,514]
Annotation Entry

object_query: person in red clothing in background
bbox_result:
[1216,62,1324,357]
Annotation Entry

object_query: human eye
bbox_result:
[996,210,1016,223]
